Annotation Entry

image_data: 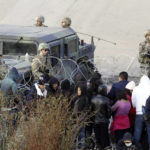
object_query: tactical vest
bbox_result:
[138,41,150,64]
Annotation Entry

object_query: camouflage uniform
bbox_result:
[34,24,48,27]
[34,15,48,27]
[61,17,71,28]
[0,62,8,82]
[138,30,150,74]
[138,41,150,73]
[32,54,52,81]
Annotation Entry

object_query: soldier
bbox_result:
[34,16,48,27]
[31,43,52,81]
[0,55,8,82]
[138,29,150,74]
[61,17,71,28]
[0,54,2,64]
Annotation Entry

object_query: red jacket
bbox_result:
[110,115,130,134]
[126,94,136,127]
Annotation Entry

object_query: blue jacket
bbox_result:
[108,80,128,104]
[1,67,20,95]
[26,84,47,101]
[26,85,37,101]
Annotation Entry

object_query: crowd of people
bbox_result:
[1,60,150,150]
[1,16,150,150]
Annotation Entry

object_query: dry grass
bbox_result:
[2,95,89,150]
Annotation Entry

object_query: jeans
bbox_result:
[76,127,85,150]
[134,115,150,147]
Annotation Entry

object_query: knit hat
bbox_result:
[123,132,132,142]
[125,81,136,90]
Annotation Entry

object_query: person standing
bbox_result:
[31,43,52,81]
[61,17,72,28]
[1,67,20,107]
[1,67,20,96]
[111,90,131,143]
[73,83,89,150]
[0,54,8,82]
[108,71,128,105]
[132,75,150,148]
[34,16,48,27]
[91,85,111,150]
[138,30,150,74]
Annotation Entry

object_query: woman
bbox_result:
[111,90,131,144]
[47,76,60,97]
[73,83,89,150]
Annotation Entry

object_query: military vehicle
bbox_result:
[0,24,95,83]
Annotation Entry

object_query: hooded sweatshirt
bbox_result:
[1,67,20,95]
[47,77,60,96]
[117,132,135,150]
[74,83,88,112]
[132,75,150,115]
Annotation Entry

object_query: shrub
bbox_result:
[8,95,88,150]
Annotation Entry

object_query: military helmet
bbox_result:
[145,29,150,37]
[38,43,50,51]
[36,16,45,23]
[62,17,71,27]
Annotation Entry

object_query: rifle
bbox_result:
[77,32,116,45]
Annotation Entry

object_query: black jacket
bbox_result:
[73,83,89,113]
[47,77,60,96]
[91,94,111,124]
[117,132,136,150]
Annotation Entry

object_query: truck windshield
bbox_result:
[3,42,37,56]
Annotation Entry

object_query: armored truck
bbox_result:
[0,24,95,82]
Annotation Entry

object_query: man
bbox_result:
[91,85,111,150]
[26,76,48,102]
[1,67,20,107]
[34,16,48,27]
[1,67,20,96]
[0,54,8,81]
[61,17,71,28]
[138,29,150,74]
[132,74,150,149]
[108,71,128,105]
[31,43,52,81]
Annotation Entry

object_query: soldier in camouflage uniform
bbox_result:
[34,16,48,27]
[138,30,150,74]
[61,17,71,28]
[31,43,52,81]
[0,55,8,82]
